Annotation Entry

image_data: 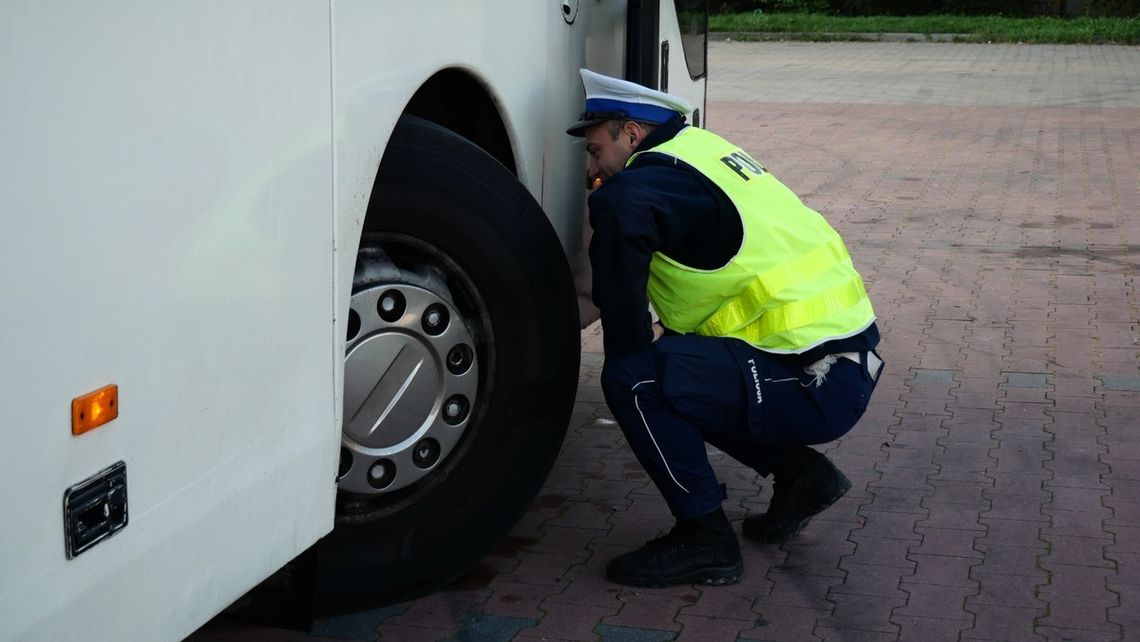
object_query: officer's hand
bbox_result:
[650,323,664,342]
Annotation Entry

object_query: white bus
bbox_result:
[0,1,708,640]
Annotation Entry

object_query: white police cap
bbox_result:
[566,68,694,137]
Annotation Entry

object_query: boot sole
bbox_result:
[743,472,852,544]
[606,561,744,588]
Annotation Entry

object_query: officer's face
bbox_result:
[584,121,640,186]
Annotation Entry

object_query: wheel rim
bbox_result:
[338,237,484,502]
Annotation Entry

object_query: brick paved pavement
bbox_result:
[191,42,1140,641]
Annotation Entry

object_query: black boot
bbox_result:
[606,508,743,587]
[743,447,851,544]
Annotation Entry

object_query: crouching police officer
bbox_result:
[567,69,883,587]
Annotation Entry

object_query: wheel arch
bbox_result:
[358,68,522,242]
[401,68,517,176]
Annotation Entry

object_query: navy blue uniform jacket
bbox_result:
[588,116,879,362]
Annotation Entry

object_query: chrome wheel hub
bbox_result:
[339,282,478,495]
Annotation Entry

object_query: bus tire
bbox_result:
[315,115,579,608]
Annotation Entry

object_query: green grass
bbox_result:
[709,13,1140,44]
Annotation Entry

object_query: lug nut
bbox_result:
[377,290,406,323]
[421,303,449,336]
[366,459,396,490]
[442,395,470,425]
[446,344,473,374]
[412,439,441,468]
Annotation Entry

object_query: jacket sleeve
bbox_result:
[588,180,658,355]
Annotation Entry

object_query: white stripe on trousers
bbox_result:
[631,380,690,494]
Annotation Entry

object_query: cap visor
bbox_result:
[566,117,608,137]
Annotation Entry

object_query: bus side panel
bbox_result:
[0,2,337,640]
[330,0,551,395]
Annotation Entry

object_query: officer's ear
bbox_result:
[623,121,643,147]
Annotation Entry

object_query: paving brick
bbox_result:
[990,419,1051,440]
[1048,396,1100,414]
[1101,390,1140,408]
[985,472,1049,497]
[841,535,918,570]
[444,612,538,642]
[878,444,940,470]
[600,588,687,633]
[870,466,933,490]
[1034,627,1121,642]
[902,553,980,589]
[911,528,986,559]
[310,605,406,641]
[480,579,558,620]
[505,551,584,588]
[594,624,677,642]
[865,487,932,515]
[850,509,923,541]
[677,585,760,622]
[915,501,988,532]
[1039,574,1117,634]
[381,591,487,631]
[829,563,910,599]
[968,572,1047,609]
[374,623,458,641]
[815,627,900,641]
[961,604,1047,642]
[752,572,843,610]
[912,369,958,385]
[1037,563,1121,634]
[1104,550,1140,587]
[924,480,991,505]
[528,524,609,558]
[673,615,756,641]
[1046,487,1111,513]
[970,549,1047,582]
[770,545,848,580]
[890,615,972,642]
[817,593,905,635]
[545,567,626,609]
[1108,589,1140,635]
[894,582,975,621]
[1046,455,1111,490]
[520,603,620,641]
[1001,389,1053,405]
[1039,534,1114,568]
[739,605,830,642]
[980,494,1048,523]
[986,448,1050,477]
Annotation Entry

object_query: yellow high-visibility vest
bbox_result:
[631,127,875,353]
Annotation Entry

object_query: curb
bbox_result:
[715,31,973,42]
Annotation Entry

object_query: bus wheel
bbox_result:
[316,116,579,607]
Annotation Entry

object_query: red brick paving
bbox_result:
[191,41,1140,642]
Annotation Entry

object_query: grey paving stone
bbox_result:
[913,368,958,384]
[311,605,407,640]
[1003,372,1050,389]
[1099,375,1140,392]
[595,623,677,642]
[445,613,539,642]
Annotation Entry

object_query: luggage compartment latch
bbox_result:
[64,461,128,559]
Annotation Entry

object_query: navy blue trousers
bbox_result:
[600,335,881,519]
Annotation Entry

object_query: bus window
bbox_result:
[675,0,708,80]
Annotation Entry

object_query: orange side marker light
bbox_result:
[72,384,119,435]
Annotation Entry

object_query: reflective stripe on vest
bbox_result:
[630,127,875,353]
